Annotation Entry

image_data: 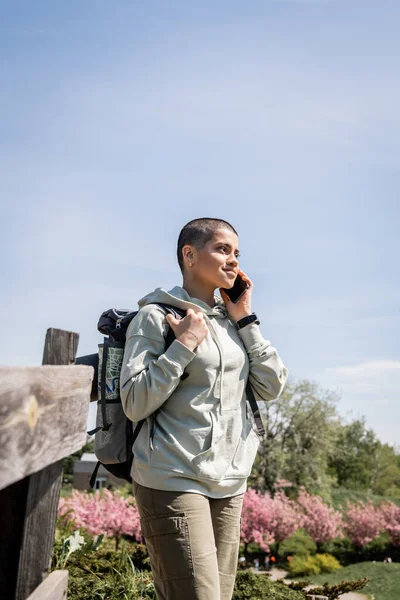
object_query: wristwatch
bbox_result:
[236,313,260,330]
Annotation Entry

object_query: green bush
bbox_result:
[52,528,154,600]
[130,543,151,571]
[62,549,306,600]
[288,553,341,577]
[314,553,341,574]
[54,535,305,600]
[52,534,368,600]
[239,541,261,556]
[67,565,155,600]
[287,577,368,600]
[63,545,156,599]
[321,533,400,565]
[319,536,355,565]
[288,554,321,577]
[278,529,317,559]
[233,570,304,600]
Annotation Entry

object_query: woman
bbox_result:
[120,217,288,600]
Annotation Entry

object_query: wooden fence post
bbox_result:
[0,329,80,600]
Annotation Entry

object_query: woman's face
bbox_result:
[186,227,240,290]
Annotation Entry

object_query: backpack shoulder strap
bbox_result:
[154,303,185,346]
[246,381,265,438]
[153,302,186,320]
[151,302,188,380]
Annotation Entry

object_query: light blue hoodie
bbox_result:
[120,286,288,498]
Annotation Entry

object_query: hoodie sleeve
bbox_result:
[238,322,288,401]
[120,305,196,422]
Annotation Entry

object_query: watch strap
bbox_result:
[236,313,260,330]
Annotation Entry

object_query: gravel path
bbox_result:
[267,567,288,581]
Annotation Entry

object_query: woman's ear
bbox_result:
[182,244,195,265]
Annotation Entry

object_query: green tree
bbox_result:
[329,418,380,491]
[370,443,400,497]
[249,379,339,499]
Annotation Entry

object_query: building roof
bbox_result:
[80,452,98,462]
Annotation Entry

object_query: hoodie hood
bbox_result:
[138,286,227,318]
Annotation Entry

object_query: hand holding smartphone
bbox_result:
[221,273,249,303]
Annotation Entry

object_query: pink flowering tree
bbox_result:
[379,502,400,546]
[241,489,301,554]
[265,490,301,551]
[59,489,142,550]
[297,489,344,549]
[344,501,385,548]
[241,489,275,552]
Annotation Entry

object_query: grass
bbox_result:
[330,487,400,510]
[298,561,400,600]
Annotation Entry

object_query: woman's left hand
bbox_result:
[220,269,253,323]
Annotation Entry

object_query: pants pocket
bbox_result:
[141,513,194,581]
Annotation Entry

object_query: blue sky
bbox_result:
[1,1,399,446]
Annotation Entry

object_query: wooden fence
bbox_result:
[0,328,94,600]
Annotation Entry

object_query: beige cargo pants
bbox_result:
[133,481,244,600]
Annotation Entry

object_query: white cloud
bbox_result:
[316,360,400,445]
[323,360,400,395]
[332,360,400,377]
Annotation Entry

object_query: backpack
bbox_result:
[76,303,265,488]
[76,303,187,488]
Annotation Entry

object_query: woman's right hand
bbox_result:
[165,308,208,352]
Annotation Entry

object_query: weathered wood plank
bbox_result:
[25,570,68,600]
[0,329,89,600]
[15,461,64,600]
[15,330,83,600]
[0,364,93,490]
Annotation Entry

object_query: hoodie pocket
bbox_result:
[191,412,228,481]
[224,420,260,479]
[191,411,259,482]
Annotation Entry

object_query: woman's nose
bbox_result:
[228,254,239,266]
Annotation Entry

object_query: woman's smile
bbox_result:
[223,269,237,280]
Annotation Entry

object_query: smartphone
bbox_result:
[222,274,249,303]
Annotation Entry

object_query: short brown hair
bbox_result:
[177,218,238,273]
